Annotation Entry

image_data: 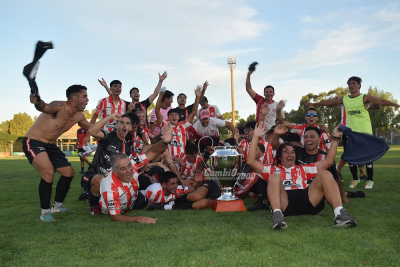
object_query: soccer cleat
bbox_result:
[349,179,360,188]
[79,170,85,174]
[89,206,101,215]
[51,206,71,213]
[247,202,267,212]
[272,211,287,230]
[365,180,374,189]
[40,212,56,223]
[334,208,357,227]
[147,203,165,211]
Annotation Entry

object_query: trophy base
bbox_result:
[212,199,246,212]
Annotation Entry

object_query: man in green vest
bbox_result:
[305,76,399,189]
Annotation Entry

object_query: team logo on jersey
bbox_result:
[282,179,300,188]
[108,145,117,152]
[170,140,183,147]
[131,156,141,164]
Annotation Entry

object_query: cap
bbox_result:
[199,110,210,120]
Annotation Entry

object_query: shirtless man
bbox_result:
[23,85,91,222]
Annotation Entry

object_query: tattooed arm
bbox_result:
[30,94,64,113]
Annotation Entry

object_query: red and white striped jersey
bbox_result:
[340,105,347,126]
[99,154,148,215]
[178,154,203,180]
[253,94,284,130]
[291,123,331,152]
[238,138,274,164]
[259,163,318,190]
[142,127,156,142]
[161,120,191,157]
[145,183,189,204]
[95,95,127,132]
[196,105,222,119]
[130,132,145,158]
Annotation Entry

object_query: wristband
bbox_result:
[332,136,342,142]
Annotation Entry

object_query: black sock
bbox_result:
[254,179,268,204]
[349,165,358,180]
[39,178,53,210]
[366,163,373,181]
[174,194,188,204]
[89,193,100,207]
[81,167,84,172]
[54,176,73,203]
[173,203,193,210]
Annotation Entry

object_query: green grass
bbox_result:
[1,146,400,266]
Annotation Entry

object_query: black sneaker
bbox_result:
[272,211,287,230]
[334,208,357,227]
[147,203,165,211]
[346,191,366,198]
[247,202,267,211]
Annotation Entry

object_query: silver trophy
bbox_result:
[209,146,242,201]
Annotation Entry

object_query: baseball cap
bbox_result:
[199,110,210,120]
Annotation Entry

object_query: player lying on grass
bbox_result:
[247,122,357,230]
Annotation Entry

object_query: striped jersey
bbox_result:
[142,127,156,142]
[178,154,203,180]
[258,163,318,190]
[130,132,145,158]
[161,120,192,157]
[145,183,189,204]
[196,105,222,120]
[95,95,127,132]
[253,94,283,130]
[99,154,148,215]
[238,138,274,164]
[291,123,331,152]
[77,128,87,149]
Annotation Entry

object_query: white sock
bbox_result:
[41,209,50,215]
[53,201,63,209]
[168,201,175,205]
[164,205,173,210]
[334,206,343,217]
[273,209,282,214]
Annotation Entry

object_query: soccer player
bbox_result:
[176,143,203,183]
[247,122,357,230]
[197,96,223,120]
[189,109,237,151]
[176,81,207,122]
[276,105,331,152]
[75,127,91,174]
[150,89,174,135]
[305,76,399,189]
[99,71,168,127]
[155,85,203,159]
[24,85,91,222]
[245,65,283,130]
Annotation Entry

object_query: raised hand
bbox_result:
[194,85,202,97]
[203,80,209,91]
[332,124,343,138]
[110,112,122,121]
[159,71,168,82]
[276,100,285,112]
[233,128,239,140]
[261,103,269,115]
[29,93,40,104]
[128,102,135,112]
[274,124,288,135]
[98,78,107,87]
[254,121,267,138]
[304,102,313,107]
[160,124,172,143]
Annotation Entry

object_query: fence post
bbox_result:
[10,141,13,157]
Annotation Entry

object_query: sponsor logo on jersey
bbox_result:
[348,110,362,115]
[282,179,300,188]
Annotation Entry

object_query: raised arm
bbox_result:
[271,124,288,150]
[144,125,172,161]
[155,90,166,125]
[186,84,204,123]
[305,96,343,107]
[98,78,111,95]
[88,112,121,139]
[364,95,400,110]
[30,94,64,114]
[148,71,168,103]
[275,101,292,130]
[316,125,342,171]
[246,71,257,99]
[247,122,267,173]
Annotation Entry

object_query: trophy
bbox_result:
[209,146,246,211]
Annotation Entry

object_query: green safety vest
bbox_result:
[343,94,373,134]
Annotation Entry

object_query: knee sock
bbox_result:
[39,178,53,210]
[173,203,193,210]
[366,163,373,181]
[54,176,73,203]
[174,194,188,204]
[254,179,268,204]
[89,193,100,207]
[349,165,358,180]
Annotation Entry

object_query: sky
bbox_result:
[1,0,400,123]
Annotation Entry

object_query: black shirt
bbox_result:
[176,104,194,122]
[124,98,151,126]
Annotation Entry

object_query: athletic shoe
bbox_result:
[349,179,360,188]
[346,191,366,198]
[360,175,368,181]
[365,180,374,189]
[78,191,90,201]
[272,211,287,230]
[247,202,267,211]
[334,208,357,227]
[147,204,165,211]
[79,170,85,174]
[89,206,101,215]
[40,212,56,223]
[51,206,71,213]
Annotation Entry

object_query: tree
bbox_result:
[222,110,240,124]
[82,109,95,119]
[6,113,35,136]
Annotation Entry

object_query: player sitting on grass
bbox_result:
[247,122,357,230]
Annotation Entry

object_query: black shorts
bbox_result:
[130,191,149,210]
[81,171,101,191]
[23,137,71,170]
[201,179,222,200]
[283,188,325,216]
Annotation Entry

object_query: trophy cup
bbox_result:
[208,146,246,212]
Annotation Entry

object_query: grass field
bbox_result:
[1,146,400,266]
